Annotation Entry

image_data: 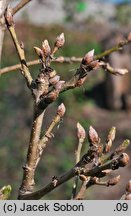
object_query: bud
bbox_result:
[108,127,116,142]
[55,33,65,49]
[34,47,43,58]
[126,180,131,193]
[113,139,130,157]
[77,122,86,141]
[76,77,87,87]
[57,103,66,117]
[42,40,51,59]
[118,153,130,167]
[128,32,131,42]
[49,75,60,85]
[5,7,14,26]
[88,126,100,145]
[104,127,116,153]
[45,90,58,103]
[82,49,94,65]
[55,81,65,91]
[107,175,120,186]
[20,41,24,49]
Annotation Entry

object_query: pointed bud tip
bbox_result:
[57,103,66,117]
[34,47,43,57]
[42,39,51,58]
[89,126,99,145]
[77,122,86,140]
[82,49,95,65]
[55,33,65,48]
[108,126,116,142]
[118,153,130,167]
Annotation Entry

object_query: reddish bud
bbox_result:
[49,75,60,85]
[55,81,65,91]
[82,49,94,65]
[126,180,131,193]
[57,103,66,117]
[118,153,130,167]
[77,122,86,141]
[55,33,65,48]
[42,40,51,58]
[88,126,100,145]
[45,91,58,103]
[76,77,87,87]
[107,175,120,186]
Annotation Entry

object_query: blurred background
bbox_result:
[0,0,131,199]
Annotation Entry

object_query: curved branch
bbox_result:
[12,0,32,15]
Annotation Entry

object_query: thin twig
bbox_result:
[6,23,33,88]
[12,0,32,15]
[100,61,128,76]
[18,153,129,200]
[74,177,93,200]
[0,36,130,75]
[71,123,85,199]
[35,104,65,168]
[0,57,81,75]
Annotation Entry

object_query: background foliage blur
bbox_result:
[0,0,131,199]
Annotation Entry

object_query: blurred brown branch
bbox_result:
[12,0,32,15]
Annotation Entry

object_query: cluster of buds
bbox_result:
[75,124,130,192]
[34,33,65,66]
[34,39,51,63]
[81,50,99,70]
[48,69,65,91]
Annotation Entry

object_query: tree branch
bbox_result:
[19,107,45,194]
[5,14,33,89]
[0,34,130,74]
[18,153,129,200]
[12,0,32,15]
